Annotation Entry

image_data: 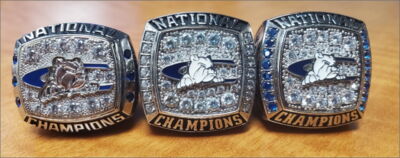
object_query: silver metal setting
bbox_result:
[256,12,371,128]
[140,12,256,132]
[12,23,138,132]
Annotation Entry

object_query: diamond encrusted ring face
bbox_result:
[13,23,138,132]
[140,12,256,132]
[256,12,371,128]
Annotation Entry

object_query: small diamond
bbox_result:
[216,86,225,94]
[160,80,172,90]
[206,98,220,110]
[162,37,177,51]
[163,93,178,108]
[142,43,152,53]
[194,101,206,112]
[42,105,53,115]
[208,33,221,46]
[223,38,236,50]
[24,48,40,64]
[316,98,329,109]
[342,91,356,104]
[143,92,152,102]
[287,92,301,104]
[180,33,192,46]
[195,32,206,44]
[330,32,343,44]
[187,90,196,97]
[207,88,216,96]
[144,31,156,42]
[289,34,303,46]
[221,93,236,107]
[328,95,341,107]
[140,67,150,78]
[351,83,359,90]
[304,30,317,43]
[179,98,193,110]
[145,103,156,113]
[219,67,229,77]
[161,55,172,64]
[247,68,256,78]
[141,55,151,65]
[140,80,150,90]
[317,30,329,42]
[301,94,316,108]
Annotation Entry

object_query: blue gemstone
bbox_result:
[264,48,272,57]
[264,92,275,101]
[267,28,279,37]
[363,42,370,50]
[15,97,21,107]
[364,83,370,89]
[364,55,371,60]
[265,39,274,47]
[359,105,365,112]
[123,49,132,59]
[12,76,17,87]
[263,73,272,80]
[262,82,273,90]
[365,73,371,81]
[268,103,278,112]
[126,92,135,102]
[362,96,368,102]
[126,72,135,80]
[361,31,367,39]
[13,55,17,64]
[262,60,271,69]
[365,61,371,67]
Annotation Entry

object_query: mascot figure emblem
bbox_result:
[302,48,345,85]
[177,55,224,89]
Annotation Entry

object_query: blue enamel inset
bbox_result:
[99,85,113,90]
[84,64,109,69]
[22,68,49,88]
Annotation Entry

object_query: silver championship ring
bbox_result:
[139,12,256,132]
[256,12,371,128]
[12,23,138,132]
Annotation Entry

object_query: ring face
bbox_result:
[140,12,255,132]
[256,12,371,128]
[13,23,138,132]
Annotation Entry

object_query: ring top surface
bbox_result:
[13,23,137,129]
[256,12,371,128]
[140,12,255,132]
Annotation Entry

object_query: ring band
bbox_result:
[12,23,138,132]
[256,12,371,128]
[140,12,256,132]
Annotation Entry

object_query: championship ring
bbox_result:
[139,12,256,132]
[256,12,371,128]
[12,23,138,132]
